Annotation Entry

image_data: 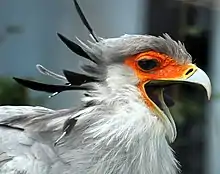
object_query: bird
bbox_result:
[0,0,211,174]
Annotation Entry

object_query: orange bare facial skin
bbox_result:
[124,51,194,107]
[125,51,192,82]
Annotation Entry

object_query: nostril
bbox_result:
[186,68,194,75]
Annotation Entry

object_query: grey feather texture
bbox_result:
[79,34,192,65]
[0,33,192,174]
[77,34,192,84]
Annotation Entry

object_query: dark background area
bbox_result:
[147,0,211,173]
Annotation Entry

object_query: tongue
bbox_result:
[150,92,175,108]
[164,93,175,107]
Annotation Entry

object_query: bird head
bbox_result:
[72,34,211,143]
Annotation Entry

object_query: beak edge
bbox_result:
[182,67,211,100]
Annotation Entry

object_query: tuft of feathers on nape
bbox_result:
[13,0,104,99]
[9,0,103,146]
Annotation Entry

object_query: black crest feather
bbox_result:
[11,0,102,145]
[73,0,98,42]
[13,0,100,96]
[63,70,98,86]
[57,33,95,63]
[13,77,89,93]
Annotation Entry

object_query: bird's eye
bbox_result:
[137,58,159,71]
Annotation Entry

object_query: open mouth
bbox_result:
[144,82,179,143]
[144,75,211,143]
[138,67,211,143]
[145,85,175,110]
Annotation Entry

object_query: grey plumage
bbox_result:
[0,1,196,173]
[0,34,187,174]
[79,34,192,65]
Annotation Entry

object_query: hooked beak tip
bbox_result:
[185,67,212,100]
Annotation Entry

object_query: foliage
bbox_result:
[0,77,45,106]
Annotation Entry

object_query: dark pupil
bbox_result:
[138,59,158,71]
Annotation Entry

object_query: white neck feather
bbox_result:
[75,65,179,174]
[78,87,178,174]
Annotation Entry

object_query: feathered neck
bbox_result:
[75,81,179,174]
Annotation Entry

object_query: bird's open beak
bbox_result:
[148,66,211,100]
[145,66,211,143]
